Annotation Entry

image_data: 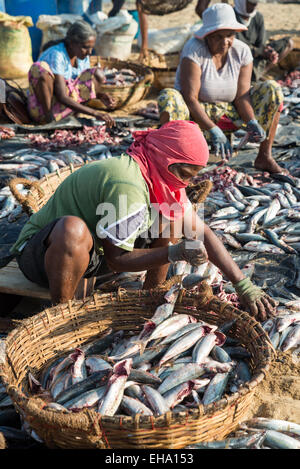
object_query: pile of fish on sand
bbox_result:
[186,417,300,449]
[18,277,256,422]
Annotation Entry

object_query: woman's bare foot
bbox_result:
[254,155,289,175]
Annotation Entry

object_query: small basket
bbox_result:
[0,284,274,449]
[139,0,194,15]
[87,57,154,111]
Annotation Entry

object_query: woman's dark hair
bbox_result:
[41,20,96,53]
[65,20,96,45]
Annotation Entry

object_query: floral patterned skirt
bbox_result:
[27,61,97,124]
[157,80,284,138]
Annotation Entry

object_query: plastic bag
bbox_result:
[94,11,138,60]
[36,14,83,52]
[138,23,200,55]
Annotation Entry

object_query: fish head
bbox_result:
[214,331,226,346]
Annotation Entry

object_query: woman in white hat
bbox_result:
[158,3,286,175]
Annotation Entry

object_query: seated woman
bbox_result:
[158,3,286,174]
[27,20,114,126]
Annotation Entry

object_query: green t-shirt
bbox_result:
[11,154,155,255]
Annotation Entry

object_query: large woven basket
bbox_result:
[139,0,193,15]
[9,164,213,216]
[0,284,274,449]
[87,57,154,111]
[139,50,180,91]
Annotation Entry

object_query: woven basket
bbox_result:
[143,51,180,91]
[9,164,84,216]
[9,164,213,217]
[140,0,193,15]
[0,284,274,449]
[87,57,154,111]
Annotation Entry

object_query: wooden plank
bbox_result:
[0,260,50,300]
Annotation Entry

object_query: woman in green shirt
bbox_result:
[12,120,276,321]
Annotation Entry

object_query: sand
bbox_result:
[146,1,300,41]
[248,352,300,424]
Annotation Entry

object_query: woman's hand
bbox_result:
[209,126,232,158]
[233,277,278,322]
[263,45,279,64]
[168,239,208,266]
[138,48,149,63]
[246,119,266,143]
[92,110,115,128]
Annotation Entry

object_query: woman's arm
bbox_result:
[53,74,114,125]
[233,62,255,124]
[180,58,216,130]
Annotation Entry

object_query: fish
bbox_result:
[157,363,206,395]
[161,381,195,410]
[146,314,197,343]
[212,206,240,220]
[85,356,112,374]
[128,369,161,386]
[263,430,300,449]
[71,349,87,385]
[281,324,300,352]
[158,327,209,367]
[56,369,111,405]
[243,241,285,254]
[98,359,132,416]
[64,386,106,411]
[210,346,232,364]
[181,273,210,289]
[200,357,234,374]
[142,385,170,416]
[80,328,115,355]
[202,373,229,405]
[246,417,300,436]
[192,332,226,364]
[121,395,153,416]
[276,312,300,331]
[0,196,16,219]
[223,346,250,359]
[185,432,266,449]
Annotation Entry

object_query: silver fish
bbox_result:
[263,198,281,225]
[142,385,170,415]
[85,356,112,374]
[157,363,206,395]
[263,430,300,449]
[98,359,132,416]
[71,349,87,385]
[192,333,224,364]
[65,386,106,411]
[202,373,229,405]
[158,327,208,367]
[161,381,195,409]
[243,241,284,254]
[276,312,300,331]
[246,417,300,436]
[121,395,153,416]
[281,324,300,352]
[147,314,197,343]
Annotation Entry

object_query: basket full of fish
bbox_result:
[88,57,154,111]
[0,280,274,449]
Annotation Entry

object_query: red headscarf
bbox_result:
[127,120,209,220]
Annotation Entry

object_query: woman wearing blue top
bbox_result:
[27,21,114,126]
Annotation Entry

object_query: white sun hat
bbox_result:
[195,3,248,40]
